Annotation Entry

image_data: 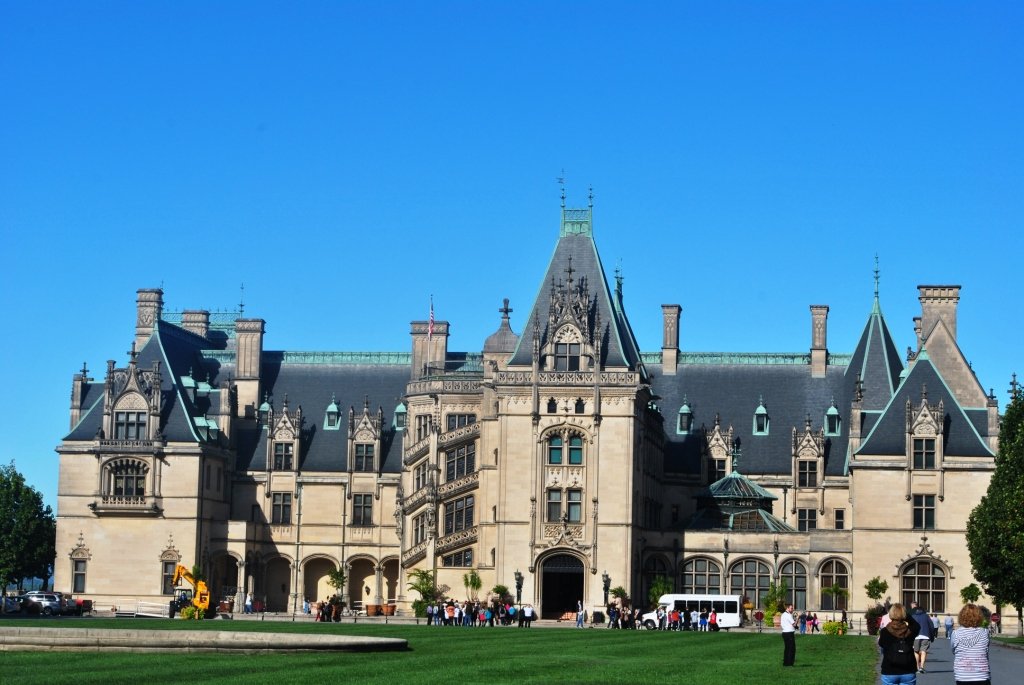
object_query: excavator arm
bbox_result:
[172,564,211,612]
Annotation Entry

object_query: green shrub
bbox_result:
[864,604,886,635]
[822,620,847,635]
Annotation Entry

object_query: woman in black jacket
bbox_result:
[877,603,922,684]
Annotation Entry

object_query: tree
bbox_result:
[822,583,850,620]
[864,576,889,605]
[610,586,629,607]
[647,575,672,608]
[462,569,482,600]
[960,583,982,605]
[326,566,347,603]
[967,388,1024,636]
[0,462,56,591]
[407,569,438,618]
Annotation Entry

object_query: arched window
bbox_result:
[103,459,148,499]
[779,560,807,609]
[729,558,771,608]
[681,558,721,594]
[547,398,557,414]
[902,560,946,613]
[820,559,849,611]
[574,398,585,414]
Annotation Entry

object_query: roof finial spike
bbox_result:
[588,185,593,208]
[499,298,512,321]
[565,254,575,285]
[873,254,880,300]
[1010,372,1020,399]
[557,169,566,208]
[239,282,245,316]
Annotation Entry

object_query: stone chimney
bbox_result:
[810,305,829,378]
[661,305,681,375]
[411,319,450,380]
[234,318,265,419]
[135,288,164,350]
[181,310,210,338]
[918,285,961,343]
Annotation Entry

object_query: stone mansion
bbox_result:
[54,201,999,621]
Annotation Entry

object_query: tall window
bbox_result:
[415,415,431,441]
[114,411,147,440]
[413,462,430,491]
[546,489,562,522]
[445,443,476,481]
[913,438,936,469]
[273,442,293,470]
[354,443,374,472]
[554,343,581,371]
[445,414,476,431]
[798,461,817,487]
[444,495,474,535]
[413,513,428,545]
[902,560,946,612]
[547,436,563,465]
[109,460,147,498]
[682,558,722,594]
[568,436,584,465]
[567,489,583,523]
[272,493,292,524]
[913,495,935,529]
[797,508,817,531]
[574,399,585,414]
[162,561,177,595]
[352,494,373,526]
[779,560,807,608]
[820,559,850,611]
[72,559,87,593]
[834,508,846,530]
[730,559,771,608]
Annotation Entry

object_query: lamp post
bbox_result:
[601,571,610,607]
[514,569,523,606]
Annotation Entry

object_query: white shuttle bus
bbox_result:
[641,593,744,630]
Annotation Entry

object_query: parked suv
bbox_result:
[21,593,63,616]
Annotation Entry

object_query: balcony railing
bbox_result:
[89,495,161,516]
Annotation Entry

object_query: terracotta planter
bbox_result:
[773,613,782,628]
[365,604,381,616]
[382,604,395,616]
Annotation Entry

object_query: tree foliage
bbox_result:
[0,462,56,589]
[967,389,1024,632]
[864,576,889,604]
[960,583,982,605]
[647,575,672,608]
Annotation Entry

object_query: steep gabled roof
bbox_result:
[845,297,904,411]
[857,350,994,457]
[507,206,643,372]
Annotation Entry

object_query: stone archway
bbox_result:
[208,553,241,611]
[304,557,337,606]
[347,557,376,614]
[263,557,292,612]
[380,558,399,607]
[540,553,584,620]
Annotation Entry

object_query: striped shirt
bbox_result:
[951,626,990,682]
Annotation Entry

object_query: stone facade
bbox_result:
[54,202,1004,627]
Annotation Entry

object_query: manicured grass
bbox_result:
[0,618,879,684]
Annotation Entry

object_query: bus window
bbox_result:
[725,601,738,613]
[712,600,725,613]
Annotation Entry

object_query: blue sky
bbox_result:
[2,1,1021,510]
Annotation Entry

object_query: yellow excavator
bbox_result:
[171,564,211,614]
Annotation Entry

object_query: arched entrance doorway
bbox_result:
[541,553,584,619]
[264,557,292,612]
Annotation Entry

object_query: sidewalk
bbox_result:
[912,634,1021,684]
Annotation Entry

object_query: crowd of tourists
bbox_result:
[424,599,536,627]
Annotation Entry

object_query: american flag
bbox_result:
[428,297,434,341]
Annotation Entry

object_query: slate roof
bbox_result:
[845,298,904,411]
[652,361,852,478]
[230,361,410,473]
[507,219,643,372]
[856,350,994,458]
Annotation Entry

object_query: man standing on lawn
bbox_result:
[781,603,796,667]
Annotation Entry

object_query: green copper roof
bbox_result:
[640,351,853,366]
[560,206,592,236]
[701,470,778,501]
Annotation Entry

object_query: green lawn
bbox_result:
[0,618,879,684]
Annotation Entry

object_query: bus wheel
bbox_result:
[643,619,656,630]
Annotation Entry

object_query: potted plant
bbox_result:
[761,580,788,628]
[863,576,888,635]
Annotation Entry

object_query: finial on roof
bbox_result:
[1010,373,1020,399]
[565,255,575,285]
[80,361,89,379]
[557,170,566,208]
[873,254,880,300]
[921,383,928,402]
[239,282,245,316]
[282,393,289,409]
[806,414,812,429]
[128,341,138,364]
[364,395,370,410]
[499,298,512,321]
[588,185,593,208]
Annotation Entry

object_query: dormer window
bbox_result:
[393,402,407,430]
[354,443,375,472]
[753,400,769,435]
[324,394,340,430]
[114,411,147,440]
[825,404,841,436]
[273,442,293,470]
[258,395,271,424]
[913,438,936,469]
[554,343,581,371]
[677,402,693,434]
